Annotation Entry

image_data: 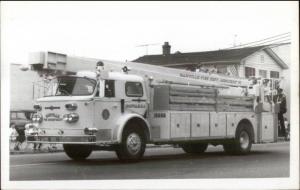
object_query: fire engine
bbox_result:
[26,52,279,161]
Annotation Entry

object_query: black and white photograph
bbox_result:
[1,1,299,190]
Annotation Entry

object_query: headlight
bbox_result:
[63,113,79,123]
[32,113,43,123]
[33,104,42,111]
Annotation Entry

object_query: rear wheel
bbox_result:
[63,144,92,160]
[223,125,253,155]
[182,143,208,154]
[115,126,146,162]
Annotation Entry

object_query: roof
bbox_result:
[108,72,144,82]
[76,71,97,79]
[133,45,289,69]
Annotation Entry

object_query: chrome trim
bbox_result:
[38,127,84,130]
[27,141,97,145]
[26,135,96,144]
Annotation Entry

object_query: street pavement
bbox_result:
[10,142,289,180]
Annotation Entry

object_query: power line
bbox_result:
[228,34,290,49]
[248,39,291,47]
[246,37,291,47]
[225,32,290,49]
[231,32,290,49]
[246,36,290,47]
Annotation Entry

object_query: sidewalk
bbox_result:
[9,142,172,155]
[10,140,289,155]
[10,141,63,155]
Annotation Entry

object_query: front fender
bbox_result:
[113,113,151,143]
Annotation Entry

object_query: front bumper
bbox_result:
[26,135,96,144]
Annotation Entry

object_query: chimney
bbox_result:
[162,42,171,55]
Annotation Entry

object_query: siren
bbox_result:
[122,66,131,73]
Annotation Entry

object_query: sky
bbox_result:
[1,1,298,65]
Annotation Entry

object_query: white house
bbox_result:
[134,42,291,121]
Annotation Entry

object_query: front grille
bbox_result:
[97,129,112,141]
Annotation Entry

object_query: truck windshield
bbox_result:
[46,76,96,96]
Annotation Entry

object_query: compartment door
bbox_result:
[226,113,236,137]
[261,113,274,142]
[210,112,226,137]
[191,112,209,137]
[170,113,190,138]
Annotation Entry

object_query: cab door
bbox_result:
[94,80,122,141]
[124,81,148,116]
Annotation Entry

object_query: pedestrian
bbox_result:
[25,124,42,151]
[33,142,42,151]
[14,125,26,151]
[48,144,57,152]
[274,88,287,139]
[10,124,18,150]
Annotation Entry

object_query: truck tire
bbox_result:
[223,125,253,155]
[115,126,146,162]
[182,143,208,154]
[63,144,92,160]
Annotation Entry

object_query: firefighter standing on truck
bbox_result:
[274,88,287,139]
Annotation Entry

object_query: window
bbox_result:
[105,80,115,97]
[260,55,264,63]
[245,67,255,78]
[216,65,227,74]
[125,82,143,97]
[270,71,280,78]
[53,76,96,96]
[10,112,27,120]
[10,112,17,120]
[259,70,267,78]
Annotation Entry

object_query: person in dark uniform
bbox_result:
[274,88,287,138]
[14,125,26,150]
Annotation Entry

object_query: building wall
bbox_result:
[270,43,291,123]
[240,50,283,78]
[10,64,42,110]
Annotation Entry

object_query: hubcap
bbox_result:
[126,133,141,155]
[239,131,250,149]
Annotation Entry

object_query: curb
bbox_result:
[10,142,289,155]
[10,150,64,155]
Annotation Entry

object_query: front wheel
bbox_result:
[182,143,208,154]
[115,127,146,162]
[63,144,92,160]
[223,126,253,155]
